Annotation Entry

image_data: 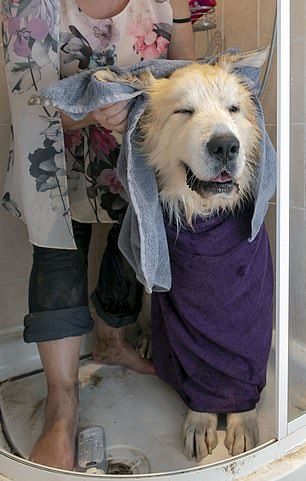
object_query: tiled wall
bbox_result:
[0,0,278,332]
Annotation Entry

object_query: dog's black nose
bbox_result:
[207,135,240,163]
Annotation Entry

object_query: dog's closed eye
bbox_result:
[173,108,195,115]
[228,105,240,113]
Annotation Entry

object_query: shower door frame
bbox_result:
[275,0,290,440]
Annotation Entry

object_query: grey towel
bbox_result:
[29,57,276,293]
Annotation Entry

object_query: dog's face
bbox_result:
[140,54,262,223]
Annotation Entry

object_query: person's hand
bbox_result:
[60,99,129,133]
[91,100,129,133]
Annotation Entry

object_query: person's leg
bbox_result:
[92,224,155,374]
[24,221,93,469]
[29,336,81,470]
[93,315,155,374]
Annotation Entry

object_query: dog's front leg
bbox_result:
[183,410,218,461]
[225,409,259,456]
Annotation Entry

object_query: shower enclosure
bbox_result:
[0,0,306,479]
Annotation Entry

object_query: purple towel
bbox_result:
[151,207,273,413]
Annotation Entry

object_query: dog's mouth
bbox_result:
[184,165,238,196]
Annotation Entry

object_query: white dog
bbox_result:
[95,50,273,461]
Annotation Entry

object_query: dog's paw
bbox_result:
[225,409,259,456]
[183,410,218,461]
[137,333,152,359]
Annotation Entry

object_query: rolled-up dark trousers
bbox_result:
[23,221,143,343]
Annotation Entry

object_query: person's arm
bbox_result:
[61,112,94,131]
[168,0,196,60]
[61,99,129,132]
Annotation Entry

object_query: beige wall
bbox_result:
[0,1,278,331]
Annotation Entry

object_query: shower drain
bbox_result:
[107,462,133,475]
[106,445,151,475]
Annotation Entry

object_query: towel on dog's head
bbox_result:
[29,50,277,293]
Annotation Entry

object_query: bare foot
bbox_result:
[29,387,78,470]
[93,317,155,375]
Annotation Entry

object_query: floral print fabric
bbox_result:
[60,0,172,223]
[1,0,172,247]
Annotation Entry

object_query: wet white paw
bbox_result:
[225,409,259,456]
[183,410,218,461]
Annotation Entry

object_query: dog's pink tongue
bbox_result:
[210,172,232,183]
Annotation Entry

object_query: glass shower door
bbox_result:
[287,0,306,427]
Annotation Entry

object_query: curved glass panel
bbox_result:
[288,0,306,422]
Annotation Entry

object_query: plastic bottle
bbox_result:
[77,426,108,474]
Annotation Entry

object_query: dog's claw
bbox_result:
[137,334,152,359]
[183,410,218,461]
[225,409,259,456]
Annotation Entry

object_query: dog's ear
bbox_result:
[218,47,269,73]
[94,68,156,90]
